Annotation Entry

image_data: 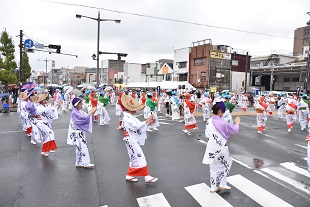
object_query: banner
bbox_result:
[210,51,231,60]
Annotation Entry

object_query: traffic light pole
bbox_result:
[19,30,23,85]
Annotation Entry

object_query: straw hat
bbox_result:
[19,92,28,100]
[33,93,49,103]
[121,94,145,111]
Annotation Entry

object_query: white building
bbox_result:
[173,47,190,81]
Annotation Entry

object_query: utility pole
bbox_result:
[244,52,248,93]
[19,30,23,85]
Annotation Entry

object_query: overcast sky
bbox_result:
[0,0,309,72]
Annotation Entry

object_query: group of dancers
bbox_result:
[16,87,310,188]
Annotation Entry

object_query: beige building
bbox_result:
[293,25,310,57]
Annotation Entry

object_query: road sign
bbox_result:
[24,39,34,49]
[35,43,44,49]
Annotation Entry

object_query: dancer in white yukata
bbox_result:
[200,92,212,122]
[241,94,248,111]
[203,101,240,193]
[98,91,111,126]
[266,94,276,116]
[170,91,180,120]
[120,94,158,183]
[34,94,61,157]
[67,97,97,168]
[277,93,286,119]
[286,98,297,133]
[255,96,268,134]
[19,92,31,133]
[298,95,309,131]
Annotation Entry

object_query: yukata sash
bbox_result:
[202,118,227,165]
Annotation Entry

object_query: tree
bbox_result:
[19,51,31,83]
[0,30,18,92]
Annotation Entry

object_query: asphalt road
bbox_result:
[0,105,309,207]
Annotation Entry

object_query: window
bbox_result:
[201,72,206,81]
[194,58,205,66]
[283,77,290,82]
[178,61,187,68]
[291,77,299,82]
[232,60,238,66]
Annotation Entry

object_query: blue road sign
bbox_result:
[24,39,34,49]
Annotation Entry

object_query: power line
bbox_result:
[23,33,49,44]
[42,0,299,40]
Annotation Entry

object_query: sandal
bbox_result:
[145,177,158,183]
[210,188,220,193]
[126,176,138,182]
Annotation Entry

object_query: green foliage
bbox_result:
[0,30,18,90]
[20,51,31,82]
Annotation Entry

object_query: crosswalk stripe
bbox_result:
[280,162,310,178]
[228,174,293,207]
[137,193,171,207]
[254,170,310,202]
[261,168,310,195]
[184,183,232,207]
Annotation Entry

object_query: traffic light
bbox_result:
[242,81,245,87]
[48,44,61,53]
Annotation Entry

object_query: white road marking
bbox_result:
[1,130,24,133]
[232,157,252,169]
[280,162,310,178]
[159,122,172,125]
[197,139,207,145]
[185,183,232,207]
[295,144,307,149]
[254,170,310,202]
[137,193,171,207]
[261,168,310,195]
[262,133,276,139]
[228,174,293,207]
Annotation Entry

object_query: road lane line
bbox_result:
[280,162,310,178]
[137,193,171,207]
[228,174,293,207]
[232,157,252,169]
[184,183,232,207]
[294,144,307,149]
[261,168,310,195]
[1,130,24,133]
[158,122,172,125]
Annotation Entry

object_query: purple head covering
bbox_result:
[25,100,36,115]
[72,97,83,107]
[215,101,226,113]
[21,88,26,92]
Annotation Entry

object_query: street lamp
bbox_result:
[38,58,54,85]
[76,11,121,87]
